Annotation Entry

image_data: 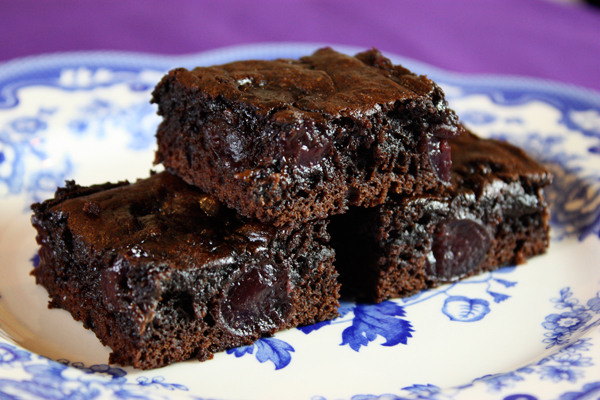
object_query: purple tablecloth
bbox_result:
[1,0,599,92]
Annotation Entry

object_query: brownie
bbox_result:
[30,171,339,369]
[329,128,552,303]
[152,47,459,226]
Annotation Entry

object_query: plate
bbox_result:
[1,43,600,400]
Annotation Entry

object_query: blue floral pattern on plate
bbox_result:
[0,343,189,400]
[1,43,600,400]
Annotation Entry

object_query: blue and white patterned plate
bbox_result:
[1,43,600,400]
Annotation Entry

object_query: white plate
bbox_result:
[1,43,600,400]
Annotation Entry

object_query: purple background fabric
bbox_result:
[1,0,599,92]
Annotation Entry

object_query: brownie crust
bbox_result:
[152,47,459,226]
[31,172,339,369]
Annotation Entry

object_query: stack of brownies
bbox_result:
[30,48,552,370]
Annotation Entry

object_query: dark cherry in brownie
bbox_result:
[330,128,552,303]
[152,47,459,226]
[31,172,339,369]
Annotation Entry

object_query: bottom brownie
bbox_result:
[31,171,339,369]
[330,128,552,303]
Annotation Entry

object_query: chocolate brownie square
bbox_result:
[152,47,459,226]
[31,171,339,369]
[330,128,552,303]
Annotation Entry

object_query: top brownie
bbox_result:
[152,47,459,226]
